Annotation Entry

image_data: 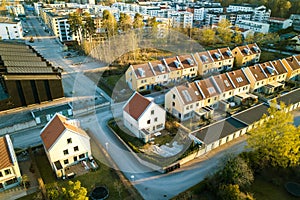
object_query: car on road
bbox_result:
[29,37,34,43]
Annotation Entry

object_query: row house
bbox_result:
[281,55,300,81]
[0,135,21,191]
[125,55,198,91]
[123,92,166,142]
[244,59,288,94]
[195,47,234,75]
[231,43,261,67]
[165,68,251,121]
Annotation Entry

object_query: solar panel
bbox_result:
[224,80,230,87]
[4,61,48,67]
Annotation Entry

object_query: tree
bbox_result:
[69,12,83,37]
[245,33,254,44]
[119,13,132,32]
[62,180,88,200]
[82,12,95,41]
[199,28,216,45]
[247,101,300,168]
[232,26,243,45]
[220,155,254,190]
[133,13,144,29]
[21,174,29,189]
[102,10,117,37]
[216,19,233,44]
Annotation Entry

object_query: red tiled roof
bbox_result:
[40,114,88,150]
[0,136,12,169]
[124,92,151,120]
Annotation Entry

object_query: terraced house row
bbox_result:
[125,43,261,91]
[165,54,300,121]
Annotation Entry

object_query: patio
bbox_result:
[64,159,99,179]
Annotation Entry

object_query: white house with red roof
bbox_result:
[40,113,91,178]
[0,135,21,191]
[123,92,166,142]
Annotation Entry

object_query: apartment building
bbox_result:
[192,5,223,21]
[205,11,252,26]
[195,47,234,75]
[227,4,271,22]
[268,17,293,33]
[236,19,270,34]
[0,135,21,191]
[171,11,193,28]
[125,55,197,91]
[0,17,23,40]
[232,43,261,67]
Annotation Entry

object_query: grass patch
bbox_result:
[17,192,42,200]
[34,150,57,184]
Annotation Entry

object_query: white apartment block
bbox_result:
[268,17,293,32]
[193,6,223,21]
[0,18,23,40]
[236,20,270,34]
[171,11,193,28]
[227,4,271,22]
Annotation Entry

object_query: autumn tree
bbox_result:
[69,12,83,37]
[216,19,233,44]
[199,28,216,45]
[232,26,243,45]
[119,13,132,32]
[102,10,117,37]
[82,12,95,41]
[133,13,144,29]
[247,101,300,168]
[62,180,88,200]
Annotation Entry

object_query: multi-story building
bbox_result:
[195,47,234,75]
[268,17,293,32]
[0,135,21,191]
[0,17,23,40]
[232,43,261,67]
[281,55,300,81]
[171,11,193,28]
[244,60,288,94]
[40,113,92,178]
[227,4,271,22]
[165,68,251,121]
[236,19,270,33]
[125,55,198,91]
[289,14,300,31]
[205,11,252,26]
[123,92,166,142]
[192,5,223,22]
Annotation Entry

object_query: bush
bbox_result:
[154,85,162,91]
[139,90,151,95]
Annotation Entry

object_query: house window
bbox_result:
[64,159,69,164]
[63,149,69,155]
[74,146,79,151]
[208,99,211,103]
[147,120,151,124]
[73,156,78,162]
[173,94,176,99]
[67,138,72,144]
[154,117,158,122]
[4,169,11,175]
[79,154,85,159]
[172,102,175,106]
[157,124,163,129]
[151,110,154,115]
[0,172,2,177]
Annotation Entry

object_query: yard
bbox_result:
[18,139,136,200]
[259,51,287,63]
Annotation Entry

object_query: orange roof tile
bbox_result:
[0,136,12,169]
[40,114,88,150]
[124,92,151,120]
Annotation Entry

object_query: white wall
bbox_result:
[0,21,23,39]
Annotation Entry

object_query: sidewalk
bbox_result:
[0,186,27,200]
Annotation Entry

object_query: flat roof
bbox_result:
[232,103,269,125]
[3,74,61,80]
[193,118,247,145]
[276,88,300,106]
[32,104,72,118]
